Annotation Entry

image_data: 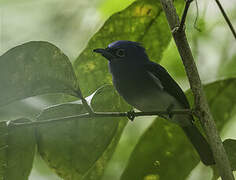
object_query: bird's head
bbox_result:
[93,40,149,64]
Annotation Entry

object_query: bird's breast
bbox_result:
[109,62,191,127]
[110,67,180,112]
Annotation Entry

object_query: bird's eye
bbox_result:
[116,49,125,57]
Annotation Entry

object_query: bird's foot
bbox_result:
[127,110,136,121]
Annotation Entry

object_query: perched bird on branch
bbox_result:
[94,40,215,165]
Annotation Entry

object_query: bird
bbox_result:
[93,40,215,165]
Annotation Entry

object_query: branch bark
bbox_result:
[159,0,234,179]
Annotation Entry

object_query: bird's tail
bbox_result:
[182,125,215,165]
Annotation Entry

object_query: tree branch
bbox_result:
[159,0,234,179]
[8,109,192,128]
[215,0,236,40]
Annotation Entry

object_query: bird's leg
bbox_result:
[166,104,175,119]
[172,0,194,33]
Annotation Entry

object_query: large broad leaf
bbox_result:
[0,41,78,107]
[0,118,36,180]
[223,139,236,171]
[121,78,236,180]
[0,100,40,121]
[0,93,78,122]
[211,138,236,180]
[73,0,184,96]
[218,55,236,79]
[122,117,198,180]
[160,40,187,79]
[187,78,236,131]
[83,114,128,180]
[36,86,130,180]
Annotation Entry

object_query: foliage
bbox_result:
[0,0,235,180]
[0,41,78,107]
[0,119,35,180]
[36,86,130,179]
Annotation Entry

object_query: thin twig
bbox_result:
[178,0,194,32]
[193,0,201,32]
[215,0,236,40]
[160,0,234,179]
[8,109,192,128]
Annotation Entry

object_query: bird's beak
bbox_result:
[93,48,115,60]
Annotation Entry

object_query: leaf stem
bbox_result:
[75,86,94,114]
[159,0,234,179]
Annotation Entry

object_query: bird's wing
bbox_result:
[147,71,164,90]
[144,62,190,108]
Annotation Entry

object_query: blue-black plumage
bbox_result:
[93,40,215,165]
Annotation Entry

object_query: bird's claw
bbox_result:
[127,110,135,121]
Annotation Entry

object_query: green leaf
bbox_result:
[121,117,198,180]
[223,139,236,171]
[187,77,236,131]
[0,118,36,180]
[73,0,184,97]
[212,138,236,179]
[99,0,135,18]
[83,115,128,180]
[36,86,130,180]
[0,41,78,107]
[160,40,186,79]
[218,55,236,79]
[121,77,236,180]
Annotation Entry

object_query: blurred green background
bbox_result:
[0,0,235,179]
